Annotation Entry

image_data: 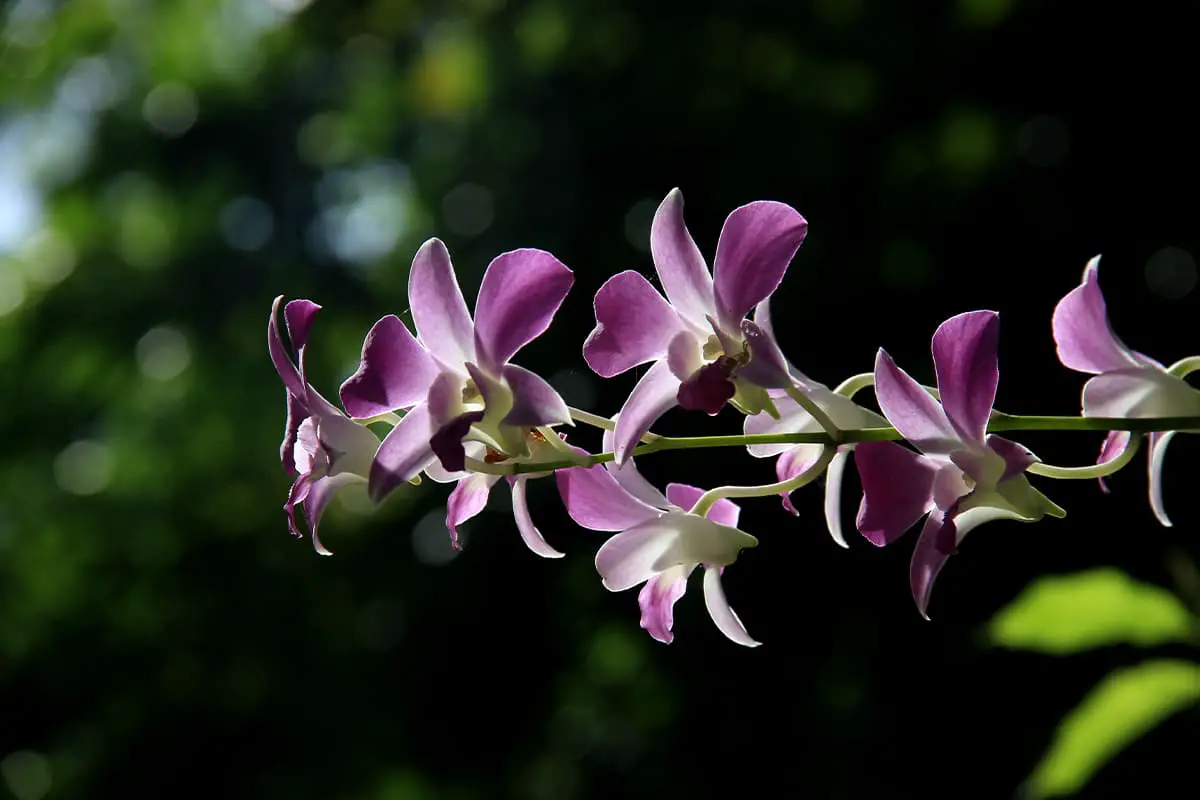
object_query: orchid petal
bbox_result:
[473,249,573,372]
[368,403,436,502]
[874,348,960,454]
[776,444,823,515]
[595,512,756,591]
[677,358,736,414]
[854,441,939,546]
[511,475,565,558]
[318,413,380,479]
[501,363,571,427]
[737,319,792,389]
[650,188,715,327]
[984,435,1039,482]
[1148,431,1177,527]
[303,473,361,556]
[583,270,686,377]
[638,567,692,644]
[665,483,741,528]
[823,449,851,549]
[409,238,475,368]
[430,411,485,473]
[702,566,761,647]
[1052,256,1141,374]
[1082,368,1200,418]
[340,315,439,419]
[280,391,306,475]
[1096,430,1130,493]
[612,359,680,464]
[446,472,497,549]
[712,201,807,333]
[268,295,306,398]
[931,310,1000,443]
[911,504,1029,619]
[601,422,671,508]
[556,462,662,531]
[284,298,321,350]
[745,387,885,458]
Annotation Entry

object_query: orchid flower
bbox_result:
[557,426,760,646]
[339,238,575,510]
[269,296,381,555]
[742,301,886,547]
[1052,256,1200,526]
[582,188,808,463]
[854,311,1062,618]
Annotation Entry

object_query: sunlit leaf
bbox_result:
[989,568,1194,654]
[1024,659,1200,798]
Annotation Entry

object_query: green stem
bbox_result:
[690,445,837,518]
[785,384,842,444]
[477,415,1200,476]
[1167,356,1200,378]
[567,406,661,442]
[1027,433,1142,479]
[833,372,874,399]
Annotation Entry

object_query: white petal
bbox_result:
[823,448,850,548]
[702,567,760,647]
[511,475,564,558]
[594,512,756,591]
[1082,368,1200,418]
[1148,431,1177,527]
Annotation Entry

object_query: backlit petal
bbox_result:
[1052,256,1141,374]
[702,566,761,647]
[874,348,960,454]
[854,441,939,546]
[931,310,1000,443]
[511,475,565,558]
[583,270,685,377]
[1148,431,1177,527]
[665,483,741,527]
[612,359,680,464]
[712,200,807,333]
[340,315,439,419]
[409,238,475,367]
[473,249,573,372]
[650,188,715,327]
[368,403,436,502]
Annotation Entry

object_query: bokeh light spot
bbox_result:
[412,509,463,565]
[54,440,114,496]
[219,196,274,251]
[1145,246,1197,300]
[142,82,198,137]
[0,751,52,800]
[443,183,494,236]
[136,326,191,381]
[0,271,27,316]
[18,229,75,286]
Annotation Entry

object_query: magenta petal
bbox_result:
[284,299,321,352]
[910,510,955,620]
[1148,431,1177,527]
[775,444,821,514]
[1096,430,1130,493]
[368,403,436,502]
[931,310,1000,443]
[340,315,439,419]
[583,270,685,378]
[473,248,573,372]
[712,201,808,333]
[638,569,691,644]
[269,295,306,398]
[737,319,793,389]
[601,423,671,508]
[409,238,476,368]
[874,348,960,454]
[280,392,306,475]
[446,472,496,549]
[430,410,485,473]
[501,364,571,427]
[612,359,681,464]
[511,476,565,559]
[854,441,939,546]
[665,483,740,527]
[677,358,736,414]
[1052,256,1140,375]
[556,462,663,531]
[650,188,716,327]
[985,435,1039,481]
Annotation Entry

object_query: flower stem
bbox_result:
[833,372,874,399]
[1167,356,1200,379]
[1027,433,1142,480]
[567,406,661,442]
[785,384,843,444]
[482,414,1200,476]
[689,445,837,518]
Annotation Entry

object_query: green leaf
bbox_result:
[988,568,1194,653]
[1025,659,1200,798]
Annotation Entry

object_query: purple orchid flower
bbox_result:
[742,300,886,547]
[556,425,760,646]
[269,296,381,555]
[854,311,1061,619]
[1052,256,1200,526]
[582,188,808,464]
[339,238,574,508]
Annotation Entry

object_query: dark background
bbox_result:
[1,0,1197,797]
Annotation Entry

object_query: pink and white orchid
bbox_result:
[269,296,381,555]
[557,427,760,646]
[1052,256,1200,526]
[339,238,575,508]
[854,311,1061,618]
[582,188,808,463]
